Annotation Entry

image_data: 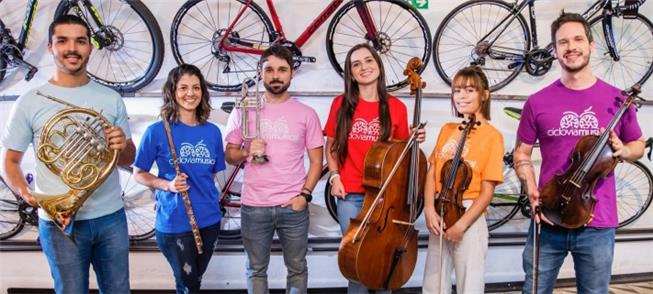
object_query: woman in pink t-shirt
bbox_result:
[324,43,423,293]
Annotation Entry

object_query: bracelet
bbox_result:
[328,173,341,185]
[302,186,313,193]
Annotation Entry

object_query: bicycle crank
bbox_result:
[525,49,553,76]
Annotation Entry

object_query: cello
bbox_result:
[539,85,645,228]
[337,57,427,290]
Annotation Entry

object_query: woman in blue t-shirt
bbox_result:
[133,64,226,293]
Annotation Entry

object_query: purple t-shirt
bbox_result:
[517,79,642,228]
[225,98,324,206]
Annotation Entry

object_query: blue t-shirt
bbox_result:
[134,120,226,233]
[0,81,131,221]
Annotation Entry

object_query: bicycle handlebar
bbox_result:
[646,137,652,161]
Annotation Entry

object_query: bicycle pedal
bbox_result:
[507,62,522,70]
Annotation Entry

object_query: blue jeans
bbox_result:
[155,222,221,294]
[241,204,309,294]
[38,208,130,294]
[337,194,391,294]
[522,222,615,294]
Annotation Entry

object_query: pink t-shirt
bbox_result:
[225,98,324,206]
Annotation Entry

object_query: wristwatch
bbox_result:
[299,191,313,203]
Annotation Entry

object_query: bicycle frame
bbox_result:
[481,0,617,58]
[219,0,378,55]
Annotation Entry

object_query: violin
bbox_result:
[435,116,479,230]
[540,85,644,228]
[337,57,427,290]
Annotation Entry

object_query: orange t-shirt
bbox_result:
[429,122,504,200]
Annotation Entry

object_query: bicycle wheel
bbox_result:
[326,0,431,92]
[614,160,653,228]
[118,167,155,241]
[324,180,338,223]
[214,163,244,239]
[54,0,164,93]
[433,0,530,92]
[0,176,24,240]
[487,162,522,231]
[589,14,653,90]
[171,0,275,92]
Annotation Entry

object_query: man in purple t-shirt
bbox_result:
[513,12,645,294]
[224,45,324,294]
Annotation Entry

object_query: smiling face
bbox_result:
[175,74,202,116]
[553,21,594,74]
[451,76,488,119]
[48,23,91,75]
[262,55,292,95]
[349,47,380,87]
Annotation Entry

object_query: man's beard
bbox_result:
[559,51,590,73]
[264,80,290,95]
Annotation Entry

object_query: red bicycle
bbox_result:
[170,0,431,92]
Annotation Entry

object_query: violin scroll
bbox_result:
[403,57,426,96]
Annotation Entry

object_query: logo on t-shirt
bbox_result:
[547,107,600,137]
[349,117,381,141]
[170,140,216,165]
[437,137,476,168]
[261,117,299,141]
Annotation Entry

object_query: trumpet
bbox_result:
[236,67,268,163]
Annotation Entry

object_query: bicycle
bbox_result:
[0,167,157,242]
[0,0,164,94]
[487,130,653,230]
[432,0,653,92]
[170,0,431,92]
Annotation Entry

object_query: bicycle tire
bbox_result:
[589,13,653,90]
[614,160,653,228]
[433,0,530,92]
[214,163,244,239]
[324,180,339,223]
[118,166,156,241]
[171,0,275,92]
[54,0,164,94]
[0,176,25,240]
[0,53,6,84]
[0,19,7,84]
[323,177,425,224]
[326,0,431,92]
[487,159,522,231]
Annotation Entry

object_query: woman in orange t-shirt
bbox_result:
[422,66,504,294]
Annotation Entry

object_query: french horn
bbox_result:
[33,91,118,232]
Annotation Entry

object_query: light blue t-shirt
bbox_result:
[134,120,226,233]
[0,81,132,221]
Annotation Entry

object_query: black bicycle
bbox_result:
[0,0,164,94]
[433,0,653,92]
[0,167,157,242]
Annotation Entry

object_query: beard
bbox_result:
[264,80,290,95]
[558,51,590,73]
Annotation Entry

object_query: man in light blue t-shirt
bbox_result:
[0,15,135,294]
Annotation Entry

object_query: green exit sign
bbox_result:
[409,0,428,9]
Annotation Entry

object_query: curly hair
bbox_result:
[160,64,212,123]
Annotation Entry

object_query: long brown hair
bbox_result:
[161,64,212,123]
[332,44,391,164]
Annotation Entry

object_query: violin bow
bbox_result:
[532,205,542,294]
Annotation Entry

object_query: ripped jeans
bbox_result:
[155,222,220,294]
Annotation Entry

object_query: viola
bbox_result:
[540,85,644,228]
[337,57,427,290]
[435,116,479,230]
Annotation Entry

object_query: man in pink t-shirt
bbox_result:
[513,12,645,294]
[225,45,323,294]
